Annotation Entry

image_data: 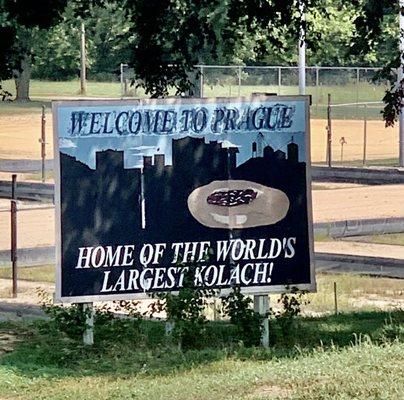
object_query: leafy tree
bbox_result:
[0,0,69,100]
[124,0,326,97]
[33,1,134,82]
[32,3,82,81]
[348,1,402,126]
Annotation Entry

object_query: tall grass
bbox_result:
[0,310,403,400]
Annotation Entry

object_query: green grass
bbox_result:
[0,100,51,115]
[0,266,402,399]
[315,157,399,167]
[304,274,404,313]
[311,183,364,190]
[344,233,404,246]
[0,265,401,314]
[314,233,334,242]
[314,232,404,247]
[1,79,125,99]
[0,79,387,120]
[0,310,403,399]
[25,170,54,181]
[0,265,54,283]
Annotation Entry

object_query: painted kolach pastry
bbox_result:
[188,180,290,229]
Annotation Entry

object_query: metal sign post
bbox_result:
[82,302,94,345]
[254,295,270,348]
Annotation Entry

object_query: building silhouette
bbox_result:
[59,135,310,296]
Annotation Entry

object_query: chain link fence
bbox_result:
[326,102,398,166]
[121,64,387,115]
[120,64,396,165]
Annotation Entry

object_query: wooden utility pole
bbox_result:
[80,22,87,95]
[363,104,368,166]
[399,1,404,166]
[11,174,17,298]
[327,94,332,167]
[298,0,306,95]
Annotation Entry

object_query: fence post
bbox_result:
[83,302,94,345]
[11,174,17,298]
[40,105,46,183]
[333,282,338,315]
[340,137,346,163]
[278,67,282,95]
[200,66,204,98]
[253,295,269,348]
[326,93,332,167]
[124,79,129,97]
[356,68,360,107]
[315,66,319,112]
[120,63,124,98]
[238,66,242,96]
[363,104,368,166]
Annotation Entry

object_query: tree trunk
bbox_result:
[14,54,31,101]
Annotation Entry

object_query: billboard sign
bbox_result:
[53,96,315,302]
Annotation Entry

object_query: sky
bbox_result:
[56,98,308,169]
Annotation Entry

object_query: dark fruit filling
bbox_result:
[207,189,258,207]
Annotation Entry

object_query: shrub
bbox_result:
[149,264,215,350]
[269,287,310,345]
[222,287,263,347]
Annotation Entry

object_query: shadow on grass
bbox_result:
[0,309,402,379]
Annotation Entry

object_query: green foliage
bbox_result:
[0,83,12,101]
[222,287,263,347]
[269,288,310,345]
[32,1,134,81]
[149,264,216,350]
[379,313,404,343]
[125,0,327,97]
[37,289,142,341]
[0,0,69,80]
[37,288,88,338]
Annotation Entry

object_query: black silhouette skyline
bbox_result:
[60,137,310,297]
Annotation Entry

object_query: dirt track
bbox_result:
[0,113,399,162]
[312,184,404,222]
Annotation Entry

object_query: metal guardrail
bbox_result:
[1,166,403,203]
[315,217,404,238]
[311,165,404,184]
[0,180,54,202]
